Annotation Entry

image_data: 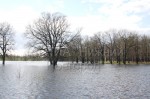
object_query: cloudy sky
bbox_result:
[0,0,150,55]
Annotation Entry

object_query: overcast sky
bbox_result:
[0,0,150,55]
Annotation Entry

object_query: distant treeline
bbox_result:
[59,29,150,64]
[0,55,45,61]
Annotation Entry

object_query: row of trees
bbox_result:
[6,54,44,61]
[65,29,150,64]
[0,12,150,67]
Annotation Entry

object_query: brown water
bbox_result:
[0,61,150,99]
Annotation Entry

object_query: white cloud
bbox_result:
[0,6,39,33]
[122,0,150,14]
[68,15,105,36]
[84,0,150,15]
[76,0,150,35]
[0,6,39,55]
[68,14,141,36]
[44,0,65,13]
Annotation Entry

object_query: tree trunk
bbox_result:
[86,48,89,63]
[117,49,121,65]
[109,49,113,64]
[81,52,85,63]
[135,46,139,64]
[101,45,105,64]
[123,43,127,65]
[2,53,5,65]
[53,60,57,69]
[52,49,61,68]
[76,57,78,63]
[81,57,85,63]
[51,48,57,68]
[118,55,121,65]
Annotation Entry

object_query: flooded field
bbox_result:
[0,61,150,99]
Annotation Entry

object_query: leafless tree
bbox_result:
[0,22,14,65]
[131,33,140,64]
[84,36,90,63]
[113,32,122,64]
[105,29,116,64]
[25,12,72,68]
[140,35,150,62]
[90,37,100,64]
[118,30,136,64]
[67,32,81,63]
[94,32,106,64]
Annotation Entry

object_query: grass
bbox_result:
[104,61,150,65]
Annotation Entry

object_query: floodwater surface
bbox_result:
[0,61,150,99]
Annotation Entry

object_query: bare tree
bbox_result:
[105,29,116,64]
[25,12,71,68]
[94,32,106,64]
[0,22,14,65]
[131,33,140,64]
[84,36,90,63]
[67,32,81,63]
[88,38,96,64]
[113,32,122,64]
[140,35,150,62]
[118,30,136,64]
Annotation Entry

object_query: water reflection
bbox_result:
[0,61,150,99]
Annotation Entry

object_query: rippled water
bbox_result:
[0,61,150,99]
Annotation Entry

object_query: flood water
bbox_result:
[0,61,150,99]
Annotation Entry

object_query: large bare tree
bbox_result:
[25,12,71,68]
[0,22,14,65]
